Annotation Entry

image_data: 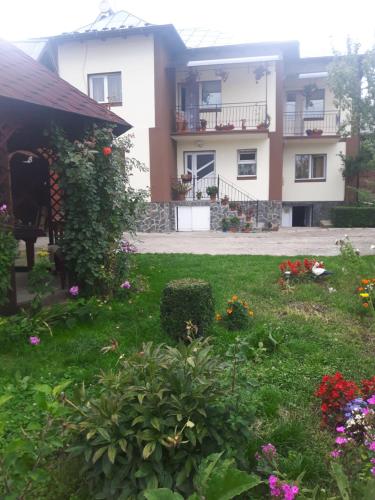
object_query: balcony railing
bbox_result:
[175,102,267,133]
[284,110,341,136]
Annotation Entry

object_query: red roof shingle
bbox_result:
[0,38,131,133]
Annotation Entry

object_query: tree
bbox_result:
[328,40,375,201]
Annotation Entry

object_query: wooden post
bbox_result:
[0,136,17,313]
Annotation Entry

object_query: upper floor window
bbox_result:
[295,154,326,181]
[200,80,221,108]
[304,88,324,119]
[237,149,257,178]
[88,72,122,105]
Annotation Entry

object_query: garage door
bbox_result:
[176,206,210,231]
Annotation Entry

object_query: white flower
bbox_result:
[328,287,336,293]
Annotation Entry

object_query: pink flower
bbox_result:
[336,426,346,433]
[120,281,131,289]
[269,475,278,488]
[282,483,299,500]
[69,285,79,297]
[262,443,277,457]
[0,204,7,213]
[367,395,375,405]
[367,441,375,451]
[371,467,375,476]
[29,336,40,345]
[330,450,342,458]
[371,458,375,464]
[335,437,348,445]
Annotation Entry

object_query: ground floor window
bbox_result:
[295,154,326,181]
[237,149,257,178]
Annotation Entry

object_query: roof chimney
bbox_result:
[98,0,114,19]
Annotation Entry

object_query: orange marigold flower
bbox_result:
[362,279,370,285]
[358,287,364,292]
[226,308,233,315]
[215,313,222,321]
[363,303,369,308]
[232,295,238,301]
[248,310,254,317]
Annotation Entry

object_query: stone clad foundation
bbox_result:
[135,201,282,233]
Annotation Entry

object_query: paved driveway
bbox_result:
[128,228,375,256]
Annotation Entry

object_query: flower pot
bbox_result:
[229,227,238,233]
[221,197,229,205]
[176,193,186,201]
[181,173,192,182]
[306,129,323,137]
[210,194,217,202]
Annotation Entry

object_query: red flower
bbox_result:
[102,146,112,156]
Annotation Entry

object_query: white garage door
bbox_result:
[176,206,210,231]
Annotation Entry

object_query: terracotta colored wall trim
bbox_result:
[344,135,360,202]
[268,60,283,200]
[149,35,178,202]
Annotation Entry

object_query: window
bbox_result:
[88,72,122,104]
[304,89,324,119]
[200,81,221,108]
[286,91,297,114]
[295,154,326,181]
[237,150,257,178]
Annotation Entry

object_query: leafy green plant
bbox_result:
[27,252,54,313]
[206,186,218,197]
[160,279,214,340]
[218,295,254,330]
[221,218,230,232]
[51,126,146,295]
[144,452,261,500]
[66,339,255,498]
[228,216,240,229]
[0,207,17,307]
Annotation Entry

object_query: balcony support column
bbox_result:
[269,61,284,201]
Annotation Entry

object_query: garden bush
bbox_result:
[332,206,375,227]
[160,278,214,340]
[67,339,254,498]
[0,206,17,307]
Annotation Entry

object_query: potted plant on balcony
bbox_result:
[196,191,203,200]
[176,112,188,133]
[256,114,271,131]
[172,181,191,201]
[229,216,240,232]
[181,172,192,182]
[206,185,219,201]
[215,123,235,131]
[221,195,229,205]
[200,119,207,131]
[306,128,323,137]
[241,118,247,130]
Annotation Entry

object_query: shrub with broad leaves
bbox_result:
[66,339,255,498]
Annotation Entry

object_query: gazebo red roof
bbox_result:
[0,38,131,133]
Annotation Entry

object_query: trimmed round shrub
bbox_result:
[160,278,214,339]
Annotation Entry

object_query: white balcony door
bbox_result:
[184,151,215,198]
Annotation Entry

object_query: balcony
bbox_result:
[283,110,341,137]
[174,102,267,134]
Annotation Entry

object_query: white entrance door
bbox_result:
[184,151,215,198]
[176,206,210,231]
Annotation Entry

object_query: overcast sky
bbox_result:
[1,0,374,56]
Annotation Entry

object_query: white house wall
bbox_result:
[57,35,155,191]
[176,135,270,200]
[282,141,346,202]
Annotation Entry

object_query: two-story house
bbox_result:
[36,5,358,231]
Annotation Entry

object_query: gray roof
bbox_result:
[72,10,151,34]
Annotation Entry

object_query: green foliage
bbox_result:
[206,186,218,196]
[0,376,71,499]
[0,215,17,308]
[27,254,54,313]
[228,216,240,228]
[51,125,146,294]
[221,296,254,331]
[67,340,254,498]
[144,452,261,500]
[330,462,350,500]
[332,206,375,227]
[160,279,214,340]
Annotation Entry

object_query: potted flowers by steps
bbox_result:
[242,223,252,233]
[221,217,230,232]
[229,216,240,232]
[229,201,237,211]
[172,181,191,201]
[221,195,229,206]
[206,185,219,202]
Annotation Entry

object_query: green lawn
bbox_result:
[1,253,375,496]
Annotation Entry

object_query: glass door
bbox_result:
[184,152,215,199]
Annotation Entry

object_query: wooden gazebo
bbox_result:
[0,39,131,311]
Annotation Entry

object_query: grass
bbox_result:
[0,253,375,495]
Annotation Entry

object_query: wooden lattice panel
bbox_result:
[49,170,64,222]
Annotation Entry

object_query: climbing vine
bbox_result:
[51,124,146,294]
[0,205,17,307]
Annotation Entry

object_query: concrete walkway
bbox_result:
[128,228,375,256]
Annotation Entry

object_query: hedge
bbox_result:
[160,278,214,340]
[332,206,375,228]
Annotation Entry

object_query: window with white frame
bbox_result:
[237,149,257,177]
[88,72,122,104]
[200,81,221,108]
[295,154,326,181]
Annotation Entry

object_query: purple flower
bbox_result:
[367,395,375,405]
[330,450,342,458]
[371,467,375,476]
[269,475,278,488]
[120,281,131,290]
[69,285,79,297]
[262,443,277,457]
[371,458,375,464]
[0,203,7,213]
[367,441,375,451]
[282,483,299,500]
[336,426,346,433]
[335,437,348,445]
[29,336,40,345]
